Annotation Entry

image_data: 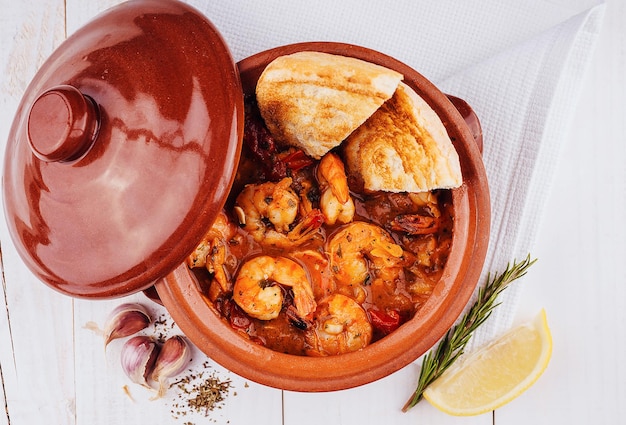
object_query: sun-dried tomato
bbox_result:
[369,309,402,336]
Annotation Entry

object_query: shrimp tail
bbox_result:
[291,286,317,319]
[329,177,350,204]
[318,152,350,203]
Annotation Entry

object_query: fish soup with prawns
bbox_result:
[187,96,454,357]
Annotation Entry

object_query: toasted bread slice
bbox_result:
[256,51,403,159]
[344,82,462,192]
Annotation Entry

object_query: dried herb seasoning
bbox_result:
[152,313,172,344]
[170,361,233,422]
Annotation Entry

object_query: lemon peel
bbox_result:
[423,309,552,416]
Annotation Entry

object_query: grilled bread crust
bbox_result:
[256,51,403,159]
[344,82,462,192]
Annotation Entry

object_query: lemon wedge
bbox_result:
[423,309,552,416]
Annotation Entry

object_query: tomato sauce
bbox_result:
[189,97,454,356]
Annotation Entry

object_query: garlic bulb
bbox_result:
[120,335,160,389]
[103,303,151,347]
[151,335,192,398]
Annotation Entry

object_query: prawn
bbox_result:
[234,177,324,248]
[233,255,316,321]
[316,153,355,225]
[187,211,237,292]
[305,293,373,356]
[327,222,405,303]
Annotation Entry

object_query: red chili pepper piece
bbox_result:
[369,309,402,336]
[281,149,315,172]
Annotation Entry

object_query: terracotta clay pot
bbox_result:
[155,42,490,392]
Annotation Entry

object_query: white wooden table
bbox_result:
[1,1,624,424]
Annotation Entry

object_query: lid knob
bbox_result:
[27,85,99,162]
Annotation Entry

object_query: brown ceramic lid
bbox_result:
[3,0,243,298]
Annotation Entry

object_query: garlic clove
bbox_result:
[151,335,192,398]
[103,303,151,347]
[121,335,160,389]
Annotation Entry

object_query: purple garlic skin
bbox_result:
[104,303,151,347]
[121,335,160,388]
[151,335,192,398]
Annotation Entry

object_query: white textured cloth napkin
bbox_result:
[190,0,605,346]
[439,5,605,347]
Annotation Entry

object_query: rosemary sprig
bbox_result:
[402,254,537,412]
